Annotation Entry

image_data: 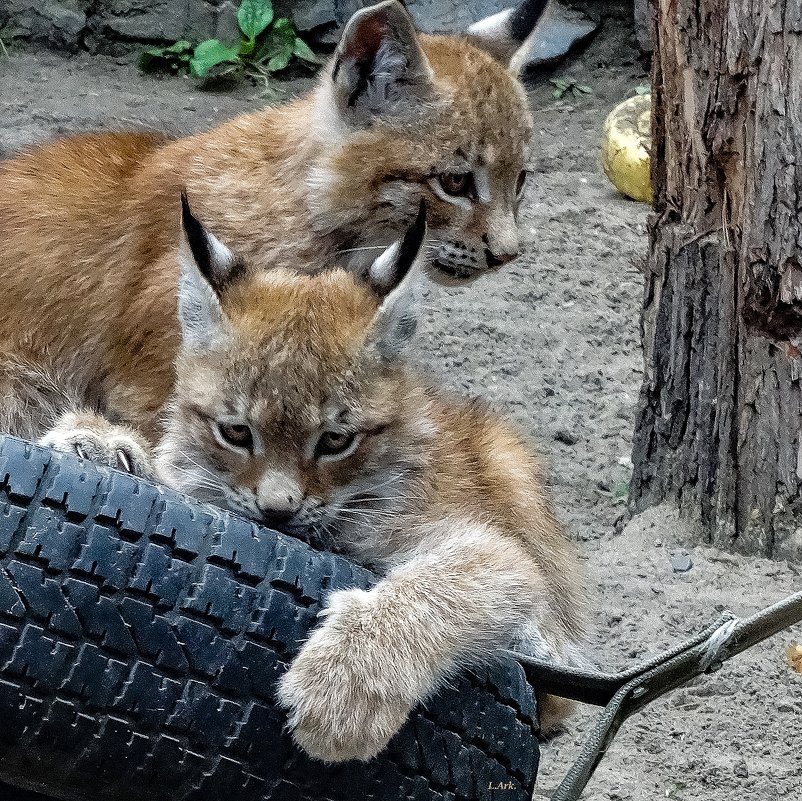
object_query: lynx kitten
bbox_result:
[151,198,583,762]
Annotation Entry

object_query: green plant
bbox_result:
[634,83,650,95]
[139,39,193,73]
[550,77,593,100]
[139,0,320,89]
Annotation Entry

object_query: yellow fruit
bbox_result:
[787,640,802,673]
[601,93,653,203]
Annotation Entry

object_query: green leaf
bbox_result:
[634,83,650,95]
[292,36,320,64]
[139,47,165,71]
[164,39,193,54]
[239,37,256,57]
[190,39,240,78]
[266,51,291,72]
[576,84,593,94]
[254,18,294,67]
[262,17,295,52]
[237,0,273,41]
[271,17,294,35]
[138,40,193,73]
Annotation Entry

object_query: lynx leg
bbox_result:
[277,521,573,762]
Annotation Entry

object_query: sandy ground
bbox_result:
[1,14,800,801]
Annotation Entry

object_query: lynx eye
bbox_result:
[315,430,363,461]
[438,172,474,197]
[217,422,254,451]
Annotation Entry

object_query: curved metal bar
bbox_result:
[510,589,802,801]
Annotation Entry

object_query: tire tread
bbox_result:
[0,436,539,801]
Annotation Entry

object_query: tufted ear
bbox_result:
[467,0,550,69]
[177,194,242,350]
[366,201,427,359]
[330,0,434,125]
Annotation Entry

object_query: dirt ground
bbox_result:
[1,13,800,801]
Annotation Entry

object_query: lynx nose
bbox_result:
[482,232,519,267]
[484,248,517,267]
[256,472,303,527]
[256,494,302,528]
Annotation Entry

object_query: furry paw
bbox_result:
[40,412,154,478]
[276,588,417,763]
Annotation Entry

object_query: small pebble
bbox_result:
[554,428,579,445]
[670,550,693,573]
[734,760,749,779]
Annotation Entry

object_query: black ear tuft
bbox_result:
[180,192,243,295]
[366,200,425,358]
[467,0,550,66]
[370,199,427,298]
[396,199,427,284]
[181,192,214,287]
[508,0,549,43]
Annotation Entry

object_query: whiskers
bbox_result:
[336,245,388,255]
[332,472,419,532]
[159,449,226,500]
[306,518,340,553]
[163,463,223,495]
[176,450,220,482]
[336,243,440,256]
[334,507,397,527]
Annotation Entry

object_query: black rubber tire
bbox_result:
[0,435,539,801]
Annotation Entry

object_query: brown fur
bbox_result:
[2,183,583,756]
[0,12,533,437]
[0,2,579,755]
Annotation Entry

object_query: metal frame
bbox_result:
[512,589,802,801]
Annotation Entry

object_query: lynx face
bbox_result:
[157,200,432,560]
[307,2,538,281]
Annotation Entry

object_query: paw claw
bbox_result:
[115,448,132,473]
[39,413,153,478]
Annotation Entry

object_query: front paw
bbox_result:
[40,412,154,478]
[276,589,416,763]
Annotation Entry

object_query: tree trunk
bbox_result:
[630,0,802,558]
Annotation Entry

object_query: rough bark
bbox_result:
[631,0,802,558]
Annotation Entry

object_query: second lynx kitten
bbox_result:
[0,0,551,437]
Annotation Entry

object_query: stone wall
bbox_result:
[0,0,514,53]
